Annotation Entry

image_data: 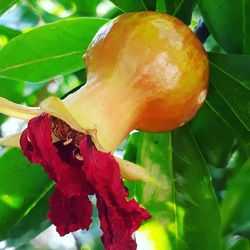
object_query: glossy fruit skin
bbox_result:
[85,12,209,131]
[63,12,209,152]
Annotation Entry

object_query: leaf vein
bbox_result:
[13,182,54,228]
[172,0,184,16]
[211,81,250,131]
[210,60,249,90]
[0,50,83,73]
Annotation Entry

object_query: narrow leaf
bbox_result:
[143,0,157,10]
[0,18,108,82]
[156,0,167,13]
[126,127,221,250]
[209,53,250,131]
[205,85,250,148]
[199,0,250,54]
[0,25,21,40]
[108,0,147,12]
[165,0,197,24]
[0,0,18,15]
[190,100,235,167]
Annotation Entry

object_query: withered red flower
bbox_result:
[20,114,150,250]
[0,11,209,250]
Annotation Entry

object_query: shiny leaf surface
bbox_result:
[209,53,250,131]
[205,85,250,149]
[126,127,221,250]
[199,0,250,54]
[0,25,21,40]
[156,0,167,13]
[0,18,107,82]
[223,236,250,250]
[190,99,235,167]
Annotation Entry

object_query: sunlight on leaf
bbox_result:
[125,128,221,250]
[0,18,108,82]
[0,35,8,48]
[137,222,168,250]
[0,194,23,209]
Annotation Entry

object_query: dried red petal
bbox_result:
[80,137,151,250]
[20,115,94,234]
[20,114,57,180]
[48,188,92,236]
[20,114,93,196]
[20,115,151,249]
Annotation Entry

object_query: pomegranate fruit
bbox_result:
[62,12,209,152]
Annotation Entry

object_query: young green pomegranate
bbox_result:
[0,12,208,250]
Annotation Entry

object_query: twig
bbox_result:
[194,20,210,44]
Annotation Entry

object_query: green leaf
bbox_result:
[204,35,226,53]
[164,0,197,24]
[126,127,221,250]
[156,0,167,13]
[0,77,24,102]
[0,18,108,82]
[199,0,250,54]
[227,237,250,250]
[0,77,24,124]
[223,236,250,250]
[209,53,250,131]
[123,132,141,164]
[205,85,250,148]
[0,25,21,40]
[108,0,147,12]
[221,159,250,235]
[0,148,53,246]
[0,0,18,15]
[143,0,157,10]
[190,100,235,167]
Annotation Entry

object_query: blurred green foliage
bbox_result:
[0,0,249,249]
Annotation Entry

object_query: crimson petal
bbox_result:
[20,115,94,234]
[48,188,92,236]
[20,114,57,180]
[20,114,151,249]
[80,137,151,250]
[20,114,93,196]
